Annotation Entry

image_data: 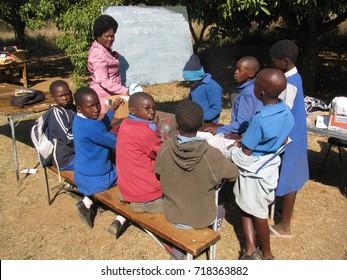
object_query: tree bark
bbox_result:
[13,21,26,49]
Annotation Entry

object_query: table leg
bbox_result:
[8,117,19,181]
[22,62,28,88]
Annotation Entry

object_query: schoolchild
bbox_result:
[183,54,223,123]
[230,69,294,260]
[73,86,126,238]
[116,92,163,214]
[269,39,309,238]
[155,100,239,259]
[46,80,76,170]
[205,56,262,137]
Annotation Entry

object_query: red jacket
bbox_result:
[116,117,162,202]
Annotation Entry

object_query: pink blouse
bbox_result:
[87,40,128,113]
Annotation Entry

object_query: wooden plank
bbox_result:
[94,187,220,256]
[47,166,220,256]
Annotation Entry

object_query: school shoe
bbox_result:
[108,220,123,239]
[75,201,95,229]
[239,248,263,260]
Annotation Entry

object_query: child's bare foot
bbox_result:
[269,224,292,238]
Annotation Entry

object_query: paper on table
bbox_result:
[197,131,235,158]
[316,115,329,129]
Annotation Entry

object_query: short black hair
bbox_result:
[74,86,97,107]
[269,39,299,62]
[239,56,260,73]
[49,80,69,95]
[128,92,153,108]
[93,15,118,38]
[175,100,203,133]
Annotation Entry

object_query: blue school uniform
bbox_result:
[276,68,309,196]
[242,100,294,156]
[217,79,263,135]
[189,73,222,123]
[73,110,117,196]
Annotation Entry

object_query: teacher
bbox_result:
[87,15,129,113]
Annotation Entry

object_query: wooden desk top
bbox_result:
[0,83,54,116]
[0,60,27,69]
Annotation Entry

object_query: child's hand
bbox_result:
[111,98,125,111]
[224,132,241,140]
[204,126,217,135]
[226,139,241,150]
[152,114,160,126]
[234,139,242,147]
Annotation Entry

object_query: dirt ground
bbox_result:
[0,47,346,260]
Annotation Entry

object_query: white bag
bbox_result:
[330,96,347,116]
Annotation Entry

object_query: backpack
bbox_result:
[10,90,45,108]
[31,106,58,168]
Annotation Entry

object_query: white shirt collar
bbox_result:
[285,67,298,78]
[77,112,87,118]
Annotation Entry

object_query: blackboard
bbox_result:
[102,6,193,86]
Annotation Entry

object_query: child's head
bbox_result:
[183,54,205,85]
[128,92,156,121]
[74,86,101,120]
[175,100,203,136]
[270,39,299,72]
[49,80,72,108]
[254,68,287,104]
[234,56,260,83]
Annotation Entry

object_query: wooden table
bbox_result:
[0,60,28,88]
[0,83,54,181]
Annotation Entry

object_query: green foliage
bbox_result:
[56,0,123,87]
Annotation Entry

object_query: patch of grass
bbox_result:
[0,22,62,54]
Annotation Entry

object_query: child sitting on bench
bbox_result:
[154,100,239,259]
[72,86,126,238]
[46,80,76,170]
[115,92,163,214]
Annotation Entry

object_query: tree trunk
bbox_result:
[297,6,319,95]
[300,36,319,95]
[13,21,26,49]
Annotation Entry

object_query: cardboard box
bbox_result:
[328,113,347,130]
[105,94,129,119]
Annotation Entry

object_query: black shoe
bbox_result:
[239,248,263,260]
[108,220,123,239]
[76,201,94,228]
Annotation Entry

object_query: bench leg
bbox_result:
[186,253,193,260]
[43,167,51,205]
[209,244,217,260]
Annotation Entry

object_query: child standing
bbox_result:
[231,68,294,260]
[183,54,223,123]
[155,100,239,259]
[73,87,126,238]
[269,39,309,238]
[116,92,163,213]
[205,56,262,137]
[46,80,76,170]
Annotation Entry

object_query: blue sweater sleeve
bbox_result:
[204,82,222,122]
[217,94,255,134]
[102,109,115,129]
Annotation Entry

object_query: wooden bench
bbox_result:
[43,165,221,260]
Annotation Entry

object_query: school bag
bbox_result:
[31,107,57,168]
[10,90,45,108]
